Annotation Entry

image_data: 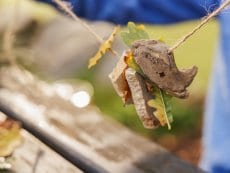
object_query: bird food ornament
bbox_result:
[108,22,197,129]
[89,22,197,130]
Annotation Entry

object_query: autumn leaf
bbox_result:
[88,26,120,69]
[124,51,142,73]
[120,22,149,46]
[147,88,173,129]
[0,119,22,157]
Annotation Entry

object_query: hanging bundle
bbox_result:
[54,0,230,130]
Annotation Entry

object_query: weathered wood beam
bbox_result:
[0,113,82,173]
[0,67,204,173]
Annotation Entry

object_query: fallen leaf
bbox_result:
[0,119,22,157]
[88,26,120,68]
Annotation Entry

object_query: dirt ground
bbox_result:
[158,133,201,166]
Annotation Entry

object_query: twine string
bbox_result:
[169,0,230,52]
[53,0,119,57]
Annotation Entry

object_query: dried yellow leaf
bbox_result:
[0,119,22,157]
[88,26,120,69]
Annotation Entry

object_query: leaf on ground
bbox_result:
[88,26,120,69]
[147,87,173,129]
[0,119,22,157]
[120,22,149,46]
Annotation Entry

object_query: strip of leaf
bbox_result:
[88,26,120,69]
[147,87,173,130]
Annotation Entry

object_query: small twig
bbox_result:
[169,0,230,52]
[32,149,44,173]
[52,0,119,57]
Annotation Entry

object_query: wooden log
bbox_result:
[0,67,204,173]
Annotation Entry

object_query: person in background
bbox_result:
[37,0,230,172]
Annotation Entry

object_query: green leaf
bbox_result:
[120,22,149,46]
[147,87,173,130]
[162,91,173,123]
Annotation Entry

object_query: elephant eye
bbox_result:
[158,72,165,77]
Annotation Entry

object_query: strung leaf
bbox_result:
[88,26,120,69]
[147,87,173,129]
[120,22,149,46]
[0,119,22,157]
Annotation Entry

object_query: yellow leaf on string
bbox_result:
[88,26,120,69]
